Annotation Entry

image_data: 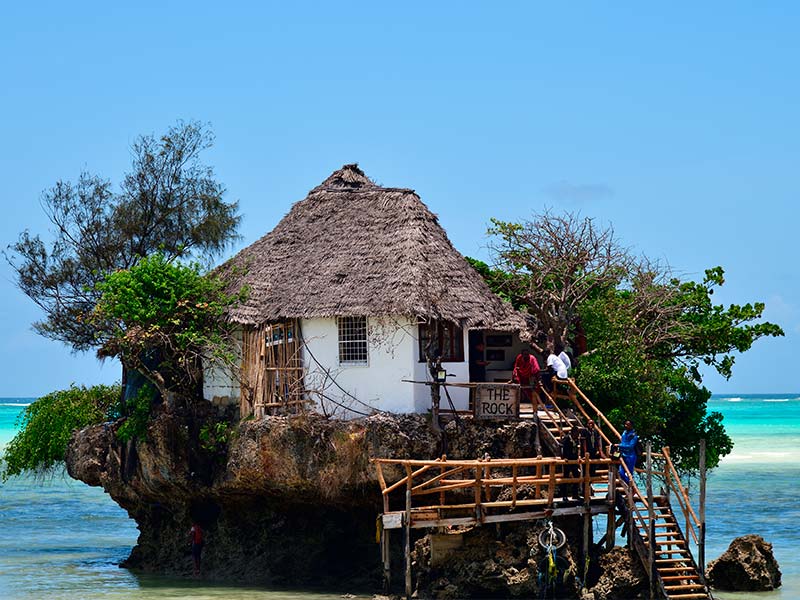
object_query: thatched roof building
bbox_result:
[205,164,534,418]
[220,164,527,332]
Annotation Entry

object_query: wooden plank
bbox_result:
[404,488,411,599]
[395,503,612,529]
[547,466,556,506]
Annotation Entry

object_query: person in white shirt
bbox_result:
[558,350,571,377]
[547,346,570,379]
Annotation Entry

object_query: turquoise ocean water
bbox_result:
[1,395,797,599]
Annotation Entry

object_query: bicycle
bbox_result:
[535,518,568,599]
[538,518,567,551]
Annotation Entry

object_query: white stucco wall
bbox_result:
[203,363,241,406]
[202,318,475,416]
[202,330,242,406]
[301,316,419,417]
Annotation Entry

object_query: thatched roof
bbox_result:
[220,164,530,333]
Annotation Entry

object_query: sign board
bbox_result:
[474,384,519,420]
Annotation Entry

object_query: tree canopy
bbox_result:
[90,253,245,405]
[6,121,241,352]
[476,211,784,472]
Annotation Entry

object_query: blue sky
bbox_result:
[1,2,797,396]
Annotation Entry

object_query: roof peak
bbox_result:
[312,163,376,192]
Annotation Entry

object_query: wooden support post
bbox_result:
[382,526,391,592]
[626,476,634,550]
[699,438,707,581]
[663,445,671,506]
[583,453,591,503]
[431,382,447,434]
[646,442,655,600]
[511,465,518,508]
[405,465,412,599]
[535,462,542,499]
[439,463,445,507]
[582,508,591,586]
[474,461,483,523]
[606,462,617,550]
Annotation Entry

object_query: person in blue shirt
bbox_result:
[618,420,640,483]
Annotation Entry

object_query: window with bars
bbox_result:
[418,319,465,362]
[338,316,368,365]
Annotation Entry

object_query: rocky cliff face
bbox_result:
[64,408,540,589]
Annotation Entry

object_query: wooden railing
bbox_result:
[559,379,620,447]
[535,386,576,440]
[374,455,614,523]
[657,447,702,546]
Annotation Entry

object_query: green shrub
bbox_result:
[199,421,232,455]
[115,384,156,443]
[1,384,120,480]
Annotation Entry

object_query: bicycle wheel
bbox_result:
[538,525,567,550]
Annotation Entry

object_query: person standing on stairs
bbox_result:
[618,420,640,483]
[581,419,605,475]
[542,343,570,395]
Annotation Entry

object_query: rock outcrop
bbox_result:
[63,406,665,597]
[706,534,781,591]
[65,408,540,589]
[584,546,647,600]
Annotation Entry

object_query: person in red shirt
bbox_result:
[188,522,204,576]
[511,347,540,403]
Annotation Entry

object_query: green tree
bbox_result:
[474,212,784,472]
[1,384,120,481]
[89,253,245,406]
[6,121,241,352]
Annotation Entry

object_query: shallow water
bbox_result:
[1,395,796,598]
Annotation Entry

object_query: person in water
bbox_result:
[618,420,640,483]
[188,522,204,576]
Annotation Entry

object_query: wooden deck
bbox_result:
[376,378,713,599]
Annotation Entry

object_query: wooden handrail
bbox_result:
[411,465,465,492]
[618,458,652,534]
[377,455,613,514]
[373,456,613,468]
[382,463,435,495]
[565,379,621,441]
[536,387,572,438]
[660,447,701,545]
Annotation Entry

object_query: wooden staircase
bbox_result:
[543,379,713,599]
[619,481,712,599]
